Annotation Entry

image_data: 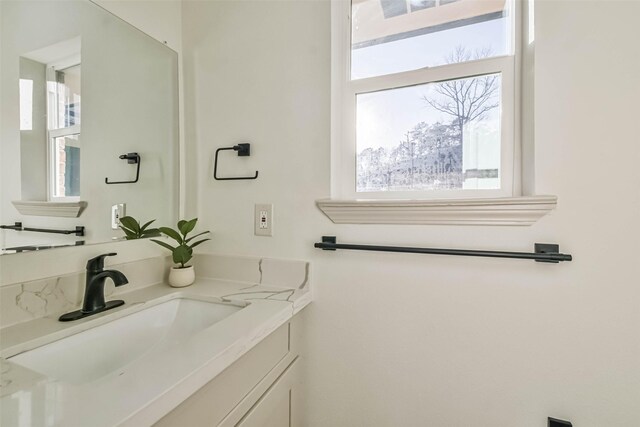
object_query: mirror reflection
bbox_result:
[1,0,179,254]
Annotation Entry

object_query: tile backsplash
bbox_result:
[194,254,310,290]
[0,256,169,328]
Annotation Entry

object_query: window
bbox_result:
[47,63,81,200]
[334,0,519,200]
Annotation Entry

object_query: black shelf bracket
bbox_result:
[214,143,259,181]
[314,236,573,264]
[105,153,141,184]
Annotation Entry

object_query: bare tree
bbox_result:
[422,46,499,141]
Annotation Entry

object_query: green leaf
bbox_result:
[140,219,156,232]
[185,230,209,243]
[141,228,160,237]
[120,227,137,239]
[179,218,197,237]
[177,220,187,233]
[120,224,136,235]
[172,245,192,266]
[119,216,140,233]
[150,239,176,252]
[159,227,183,244]
[188,238,210,250]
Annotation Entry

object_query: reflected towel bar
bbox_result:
[23,226,85,236]
[0,222,23,231]
[1,222,85,237]
[314,236,573,263]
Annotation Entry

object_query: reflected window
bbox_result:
[51,134,80,198]
[47,64,81,129]
[47,63,81,200]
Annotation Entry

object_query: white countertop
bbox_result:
[0,278,311,427]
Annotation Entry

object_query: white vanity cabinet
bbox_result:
[235,359,299,427]
[154,313,304,427]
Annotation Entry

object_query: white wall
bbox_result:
[183,0,640,426]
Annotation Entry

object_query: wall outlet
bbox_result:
[111,203,126,229]
[254,204,273,237]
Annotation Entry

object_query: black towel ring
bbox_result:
[213,143,259,180]
[105,153,141,184]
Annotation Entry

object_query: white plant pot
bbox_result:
[168,266,195,288]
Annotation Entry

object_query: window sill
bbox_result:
[316,196,557,226]
[12,201,87,218]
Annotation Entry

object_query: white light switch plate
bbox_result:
[254,204,273,236]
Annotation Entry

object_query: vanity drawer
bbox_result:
[154,322,289,427]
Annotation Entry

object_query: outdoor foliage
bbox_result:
[422,46,499,135]
[358,121,462,191]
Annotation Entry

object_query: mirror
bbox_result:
[0,0,179,254]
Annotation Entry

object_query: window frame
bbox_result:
[332,0,522,201]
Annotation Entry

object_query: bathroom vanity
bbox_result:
[0,1,311,424]
[0,254,311,426]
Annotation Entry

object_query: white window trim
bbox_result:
[323,0,555,225]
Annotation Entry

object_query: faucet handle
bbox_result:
[86,252,117,273]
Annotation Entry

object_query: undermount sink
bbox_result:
[8,298,244,384]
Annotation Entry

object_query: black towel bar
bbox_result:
[314,236,572,263]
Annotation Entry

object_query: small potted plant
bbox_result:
[151,218,210,287]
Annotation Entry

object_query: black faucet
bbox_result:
[59,253,129,322]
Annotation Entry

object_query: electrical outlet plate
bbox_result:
[254,204,273,236]
[111,203,126,230]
